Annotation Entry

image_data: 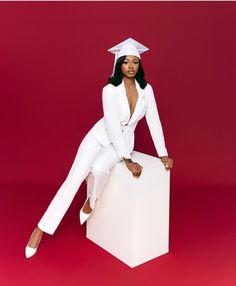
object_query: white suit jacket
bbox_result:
[90,79,168,159]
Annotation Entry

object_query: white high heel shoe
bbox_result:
[80,196,92,225]
[25,229,42,259]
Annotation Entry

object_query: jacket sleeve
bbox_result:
[145,84,168,157]
[102,85,131,159]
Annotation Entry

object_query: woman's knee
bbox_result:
[90,146,120,176]
[90,163,110,177]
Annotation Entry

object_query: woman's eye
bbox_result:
[123,60,139,65]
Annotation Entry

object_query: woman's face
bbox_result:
[121,55,139,78]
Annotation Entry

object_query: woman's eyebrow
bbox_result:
[124,59,139,62]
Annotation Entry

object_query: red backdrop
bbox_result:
[0,2,236,286]
[1,2,236,189]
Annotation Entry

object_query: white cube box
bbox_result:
[86,151,170,268]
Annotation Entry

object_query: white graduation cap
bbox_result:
[108,38,149,75]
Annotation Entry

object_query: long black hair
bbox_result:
[108,56,147,89]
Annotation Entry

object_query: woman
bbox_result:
[25,38,174,258]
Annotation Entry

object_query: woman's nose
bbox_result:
[129,63,134,69]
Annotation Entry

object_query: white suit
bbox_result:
[37,79,168,235]
[91,79,168,159]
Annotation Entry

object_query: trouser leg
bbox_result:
[88,144,122,210]
[37,131,102,235]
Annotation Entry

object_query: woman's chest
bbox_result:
[125,88,139,116]
[115,90,148,124]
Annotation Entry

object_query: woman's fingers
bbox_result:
[125,161,143,177]
[167,159,173,169]
[137,163,143,175]
[161,157,174,170]
[133,163,143,177]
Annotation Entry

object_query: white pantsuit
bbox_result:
[38,131,121,235]
[37,79,168,235]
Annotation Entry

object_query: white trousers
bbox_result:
[37,130,121,235]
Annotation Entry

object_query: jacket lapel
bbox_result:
[117,80,131,122]
[128,79,145,125]
[116,79,146,125]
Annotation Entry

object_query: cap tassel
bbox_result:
[111,51,118,77]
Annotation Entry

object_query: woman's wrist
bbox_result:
[123,157,133,164]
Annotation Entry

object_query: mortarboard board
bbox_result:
[108,38,149,75]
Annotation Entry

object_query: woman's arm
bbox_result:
[145,85,174,170]
[102,86,131,159]
[145,84,168,157]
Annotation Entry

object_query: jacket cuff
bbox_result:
[117,151,131,160]
[158,149,168,157]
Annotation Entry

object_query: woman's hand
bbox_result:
[123,158,143,177]
[160,156,174,170]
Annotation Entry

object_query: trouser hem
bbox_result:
[37,223,55,235]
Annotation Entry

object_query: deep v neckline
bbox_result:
[124,80,139,123]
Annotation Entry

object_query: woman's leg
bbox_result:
[26,135,120,251]
[86,144,122,211]
[36,131,103,235]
